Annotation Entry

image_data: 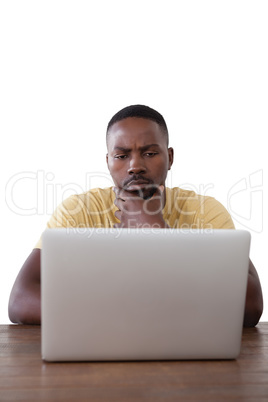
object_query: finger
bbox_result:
[143,185,165,214]
[113,186,126,201]
[114,197,119,208]
[114,210,122,221]
[113,223,124,228]
[113,186,128,202]
[151,184,164,195]
[117,188,141,201]
[150,184,165,201]
[113,223,122,228]
[113,186,120,197]
[159,185,164,194]
[114,196,127,210]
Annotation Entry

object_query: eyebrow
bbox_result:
[113,144,161,153]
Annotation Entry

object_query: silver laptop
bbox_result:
[41,228,250,361]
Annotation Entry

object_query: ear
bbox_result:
[168,147,174,170]
[106,153,110,171]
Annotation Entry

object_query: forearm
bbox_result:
[8,283,41,325]
[243,259,263,327]
[8,248,41,325]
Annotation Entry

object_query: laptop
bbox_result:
[41,228,250,361]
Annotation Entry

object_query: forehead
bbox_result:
[107,117,166,150]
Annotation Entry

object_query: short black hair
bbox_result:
[106,104,169,145]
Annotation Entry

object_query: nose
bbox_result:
[127,155,146,175]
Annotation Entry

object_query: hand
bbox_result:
[113,185,168,228]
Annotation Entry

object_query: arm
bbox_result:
[8,248,41,325]
[114,189,263,327]
[199,198,263,327]
[243,258,263,327]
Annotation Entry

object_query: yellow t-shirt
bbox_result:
[35,186,235,248]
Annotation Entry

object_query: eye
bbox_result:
[115,155,128,160]
[144,152,158,157]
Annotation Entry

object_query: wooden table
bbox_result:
[0,324,267,401]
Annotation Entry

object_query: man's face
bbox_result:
[106,117,174,199]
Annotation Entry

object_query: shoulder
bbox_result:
[165,187,206,213]
[165,187,235,229]
[59,187,115,211]
[198,195,235,229]
[166,187,226,210]
[35,187,115,248]
[47,187,115,226]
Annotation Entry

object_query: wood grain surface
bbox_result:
[0,324,267,401]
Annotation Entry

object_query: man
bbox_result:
[8,105,263,326]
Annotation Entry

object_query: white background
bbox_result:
[1,1,267,323]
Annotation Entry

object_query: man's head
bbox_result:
[106,105,174,199]
[106,104,169,145]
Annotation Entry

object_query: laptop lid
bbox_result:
[41,228,250,361]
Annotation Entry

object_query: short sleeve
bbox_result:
[193,196,235,229]
[34,195,94,248]
[34,188,116,248]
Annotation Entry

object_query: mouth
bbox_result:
[126,180,150,191]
